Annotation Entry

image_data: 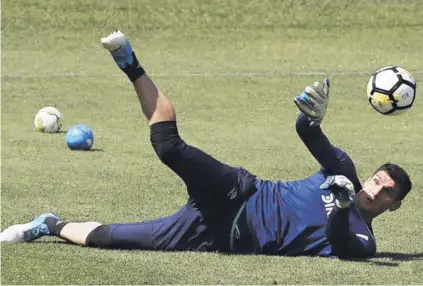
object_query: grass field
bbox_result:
[2,0,423,284]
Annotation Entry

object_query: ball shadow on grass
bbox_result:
[68,148,104,152]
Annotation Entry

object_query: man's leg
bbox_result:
[0,205,214,251]
[0,213,100,245]
[101,31,257,217]
[84,204,214,251]
[59,222,102,245]
[101,31,175,126]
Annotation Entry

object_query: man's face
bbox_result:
[356,170,401,218]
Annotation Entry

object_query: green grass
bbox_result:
[2,0,423,284]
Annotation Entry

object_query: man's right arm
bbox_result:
[296,113,343,174]
[294,79,361,189]
[296,113,361,189]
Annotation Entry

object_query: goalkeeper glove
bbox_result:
[320,175,355,208]
[294,78,330,125]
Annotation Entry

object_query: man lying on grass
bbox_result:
[0,31,412,259]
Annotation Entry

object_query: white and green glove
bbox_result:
[320,175,355,208]
[294,78,330,125]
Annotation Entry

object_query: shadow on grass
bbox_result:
[27,242,423,267]
[68,148,104,152]
[375,251,423,261]
[348,252,423,267]
[31,240,74,246]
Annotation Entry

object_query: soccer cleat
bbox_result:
[101,30,135,69]
[0,213,59,243]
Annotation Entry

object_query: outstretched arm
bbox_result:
[294,79,361,189]
[296,113,344,174]
[294,79,340,173]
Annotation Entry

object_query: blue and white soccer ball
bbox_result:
[65,125,94,150]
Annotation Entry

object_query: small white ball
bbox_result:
[34,106,63,133]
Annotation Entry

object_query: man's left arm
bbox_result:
[321,175,376,259]
[326,205,376,259]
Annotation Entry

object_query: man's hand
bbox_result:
[294,78,330,125]
[320,175,355,208]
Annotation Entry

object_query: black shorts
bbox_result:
[87,121,258,252]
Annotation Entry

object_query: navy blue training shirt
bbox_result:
[245,113,377,258]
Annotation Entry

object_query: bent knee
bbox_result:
[85,224,113,248]
[150,121,185,165]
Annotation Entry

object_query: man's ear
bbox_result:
[389,201,402,212]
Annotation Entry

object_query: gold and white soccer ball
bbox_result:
[33,106,63,133]
[366,66,417,115]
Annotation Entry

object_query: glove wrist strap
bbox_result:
[335,199,351,209]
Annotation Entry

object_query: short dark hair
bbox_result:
[374,163,412,201]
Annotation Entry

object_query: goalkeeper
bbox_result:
[0,31,412,259]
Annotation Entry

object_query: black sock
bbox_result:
[44,217,68,236]
[122,52,146,82]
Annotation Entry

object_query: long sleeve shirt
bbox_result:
[245,113,376,258]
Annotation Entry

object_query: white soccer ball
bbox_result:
[34,106,63,133]
[366,66,417,115]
